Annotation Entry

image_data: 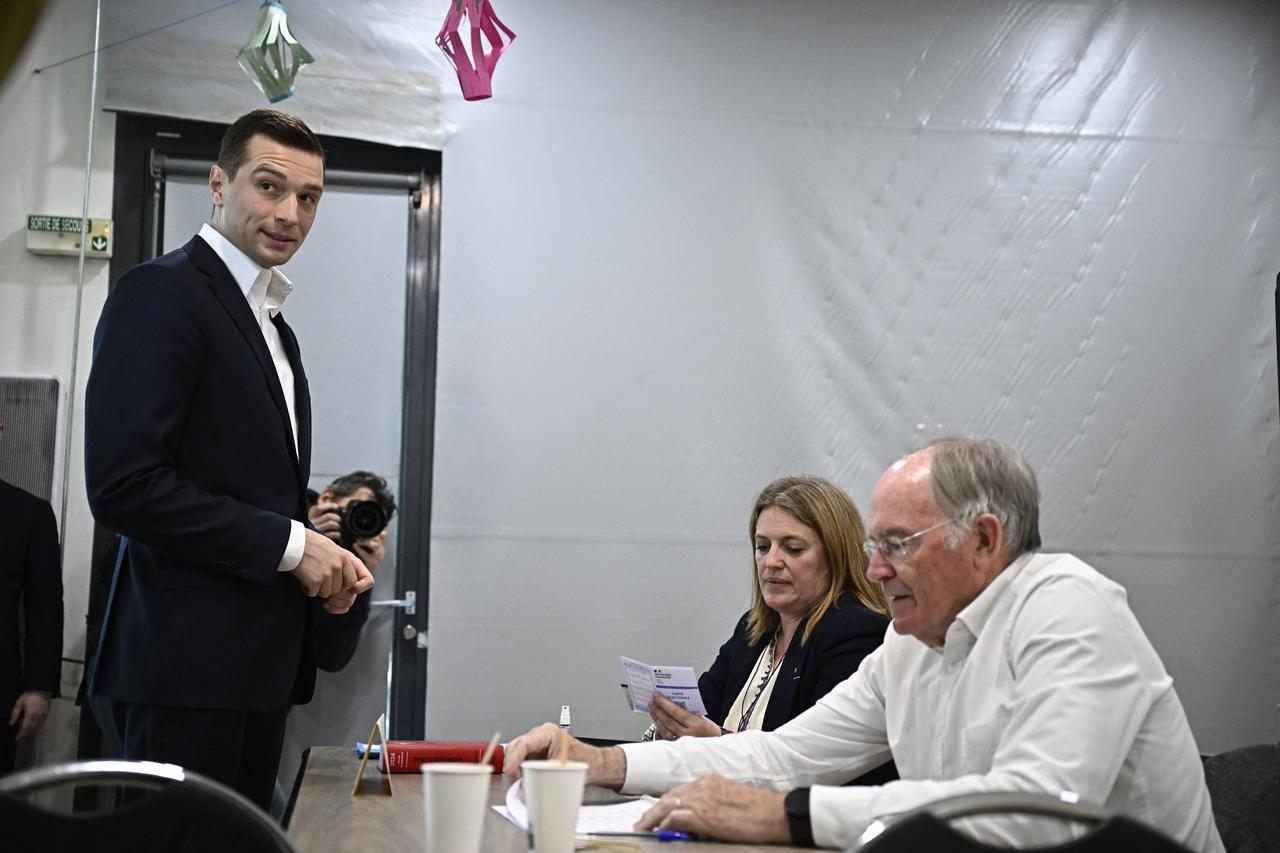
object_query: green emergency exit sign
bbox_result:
[25,214,113,258]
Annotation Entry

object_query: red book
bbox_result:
[380,740,505,774]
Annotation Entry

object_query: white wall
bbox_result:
[0,0,115,762]
[425,0,1280,753]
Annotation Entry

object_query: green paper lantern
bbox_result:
[237,1,314,103]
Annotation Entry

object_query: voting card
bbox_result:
[620,656,707,715]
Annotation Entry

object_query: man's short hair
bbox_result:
[217,109,325,179]
[925,437,1041,559]
[326,470,396,522]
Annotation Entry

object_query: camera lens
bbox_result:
[344,500,388,539]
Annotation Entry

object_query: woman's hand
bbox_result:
[648,692,722,739]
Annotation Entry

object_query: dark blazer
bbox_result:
[0,479,62,712]
[698,593,889,732]
[85,235,326,712]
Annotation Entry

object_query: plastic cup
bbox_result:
[520,760,587,853]
[421,762,491,853]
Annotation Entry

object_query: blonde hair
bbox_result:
[745,476,889,646]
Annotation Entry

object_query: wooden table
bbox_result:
[288,746,808,852]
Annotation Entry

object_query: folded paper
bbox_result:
[238,1,315,103]
[435,0,516,101]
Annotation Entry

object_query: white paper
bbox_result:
[495,778,657,834]
[620,656,707,715]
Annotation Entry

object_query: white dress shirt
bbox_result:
[620,552,1225,852]
[197,223,306,573]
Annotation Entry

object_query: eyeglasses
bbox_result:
[862,519,954,563]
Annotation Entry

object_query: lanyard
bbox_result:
[737,634,781,732]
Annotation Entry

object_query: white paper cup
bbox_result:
[520,760,587,853]
[421,763,491,853]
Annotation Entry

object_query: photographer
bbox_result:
[308,471,396,673]
[308,471,396,573]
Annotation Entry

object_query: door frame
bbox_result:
[82,112,439,748]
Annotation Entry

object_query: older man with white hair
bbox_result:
[505,437,1225,852]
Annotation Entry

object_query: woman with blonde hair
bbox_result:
[647,476,891,744]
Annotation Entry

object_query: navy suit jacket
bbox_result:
[85,235,338,712]
[0,480,62,711]
[698,593,890,732]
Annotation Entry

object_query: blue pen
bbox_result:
[585,830,695,841]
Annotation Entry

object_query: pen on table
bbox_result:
[587,830,694,842]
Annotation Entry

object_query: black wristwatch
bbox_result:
[784,787,815,848]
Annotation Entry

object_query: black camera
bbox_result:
[336,500,389,549]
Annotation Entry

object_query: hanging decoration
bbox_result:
[436,0,516,101]
[237,0,314,103]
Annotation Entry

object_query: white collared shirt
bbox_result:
[620,552,1225,852]
[198,223,306,574]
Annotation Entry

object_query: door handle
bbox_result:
[370,590,416,615]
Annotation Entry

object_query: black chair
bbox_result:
[0,759,297,853]
[849,791,1194,852]
[1202,744,1280,853]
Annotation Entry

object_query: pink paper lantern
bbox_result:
[436,0,516,101]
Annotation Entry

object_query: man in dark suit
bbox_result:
[0,440,63,774]
[84,110,373,809]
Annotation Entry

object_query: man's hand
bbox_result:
[353,530,389,572]
[308,501,343,542]
[322,561,375,614]
[649,692,722,740]
[503,722,627,788]
[636,773,791,844]
[294,528,363,598]
[9,691,52,743]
